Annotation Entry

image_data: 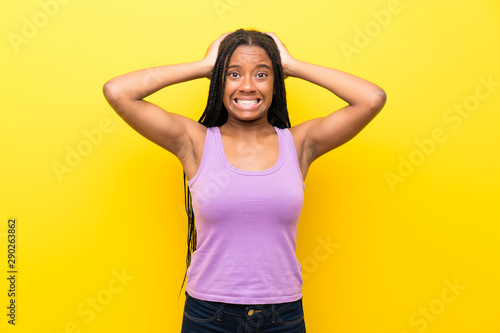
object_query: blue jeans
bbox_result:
[181,292,306,332]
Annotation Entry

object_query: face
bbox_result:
[222,45,274,124]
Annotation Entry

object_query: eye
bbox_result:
[228,72,240,78]
[256,73,267,78]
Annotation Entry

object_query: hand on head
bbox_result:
[202,32,230,79]
[202,30,295,80]
[264,32,294,79]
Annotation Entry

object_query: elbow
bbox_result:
[102,80,121,104]
[367,89,387,113]
[102,80,129,117]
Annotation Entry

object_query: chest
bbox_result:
[221,136,279,171]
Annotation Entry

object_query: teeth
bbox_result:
[236,99,258,105]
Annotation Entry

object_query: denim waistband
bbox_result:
[185,292,301,321]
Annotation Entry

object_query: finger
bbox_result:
[216,32,230,43]
[265,32,286,51]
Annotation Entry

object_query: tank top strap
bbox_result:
[186,126,216,187]
[212,126,285,176]
[278,128,305,187]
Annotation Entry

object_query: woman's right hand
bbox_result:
[201,33,230,78]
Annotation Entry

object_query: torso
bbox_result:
[182,122,312,182]
[219,125,279,172]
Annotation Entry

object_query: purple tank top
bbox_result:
[186,126,305,304]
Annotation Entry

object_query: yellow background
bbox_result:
[1,0,499,332]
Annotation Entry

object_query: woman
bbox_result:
[103,29,385,332]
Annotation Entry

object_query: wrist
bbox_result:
[283,58,301,78]
[196,59,214,79]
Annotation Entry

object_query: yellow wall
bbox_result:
[2,0,499,332]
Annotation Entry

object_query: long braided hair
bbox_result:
[180,29,291,294]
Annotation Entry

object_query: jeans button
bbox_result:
[248,309,254,316]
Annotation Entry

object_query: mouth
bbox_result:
[233,98,262,109]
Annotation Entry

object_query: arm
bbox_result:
[102,34,228,160]
[267,33,386,164]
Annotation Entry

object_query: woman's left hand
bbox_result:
[265,32,295,78]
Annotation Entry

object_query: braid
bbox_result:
[179,29,291,295]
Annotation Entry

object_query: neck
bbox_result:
[220,118,275,137]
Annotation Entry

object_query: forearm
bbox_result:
[287,59,385,108]
[103,60,211,101]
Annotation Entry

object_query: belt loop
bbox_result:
[271,304,276,323]
[217,303,225,322]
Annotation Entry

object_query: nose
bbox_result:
[239,75,255,93]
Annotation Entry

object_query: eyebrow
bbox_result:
[228,64,272,70]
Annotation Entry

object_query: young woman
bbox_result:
[103,29,386,332]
